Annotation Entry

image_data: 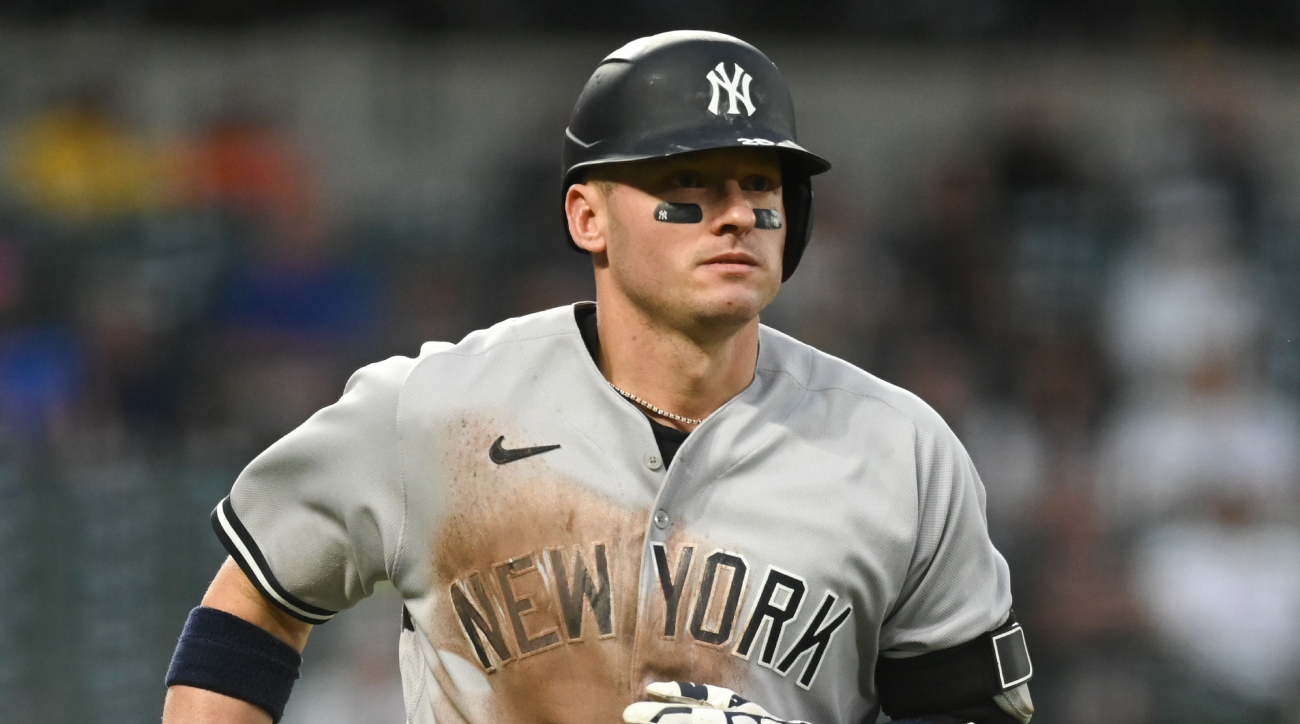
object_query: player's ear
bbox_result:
[566,183,608,254]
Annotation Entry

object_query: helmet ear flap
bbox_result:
[780,172,814,282]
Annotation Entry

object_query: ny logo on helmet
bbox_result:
[706,63,756,117]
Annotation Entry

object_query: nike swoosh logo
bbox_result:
[489,436,561,465]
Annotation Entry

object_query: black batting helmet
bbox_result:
[562,30,831,281]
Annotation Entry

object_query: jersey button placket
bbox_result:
[646,451,669,528]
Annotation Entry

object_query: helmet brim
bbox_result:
[562,125,830,190]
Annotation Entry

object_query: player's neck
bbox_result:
[593,294,759,432]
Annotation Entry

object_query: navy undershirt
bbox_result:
[575,305,690,468]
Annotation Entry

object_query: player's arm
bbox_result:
[161,558,313,724]
[873,401,1035,723]
[874,613,1034,724]
[161,352,423,723]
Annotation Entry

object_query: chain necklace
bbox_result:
[609,383,705,425]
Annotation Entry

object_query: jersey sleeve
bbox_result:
[212,353,419,624]
[878,415,1013,655]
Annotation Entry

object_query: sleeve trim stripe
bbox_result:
[212,497,337,624]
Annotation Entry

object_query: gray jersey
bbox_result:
[214,302,1012,724]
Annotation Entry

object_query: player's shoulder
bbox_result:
[347,304,579,394]
[435,303,580,357]
[337,341,450,406]
[756,323,951,436]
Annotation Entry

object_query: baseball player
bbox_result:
[162,30,1033,724]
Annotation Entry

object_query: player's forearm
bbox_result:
[163,558,314,724]
[162,685,273,724]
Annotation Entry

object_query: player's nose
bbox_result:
[709,179,757,237]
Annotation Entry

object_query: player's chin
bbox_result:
[689,281,776,325]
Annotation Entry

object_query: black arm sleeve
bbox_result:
[875,612,1032,722]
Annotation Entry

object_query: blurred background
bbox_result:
[2,3,1300,724]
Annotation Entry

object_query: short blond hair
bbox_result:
[581,167,618,197]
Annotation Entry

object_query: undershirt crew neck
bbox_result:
[575,304,690,468]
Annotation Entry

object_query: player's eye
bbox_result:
[670,171,704,189]
[742,174,776,192]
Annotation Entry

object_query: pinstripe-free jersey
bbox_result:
[214,302,1012,724]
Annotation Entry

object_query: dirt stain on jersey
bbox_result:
[425,416,746,724]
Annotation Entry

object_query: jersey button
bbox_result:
[644,453,663,470]
[653,509,671,529]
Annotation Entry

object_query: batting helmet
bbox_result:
[562,30,831,281]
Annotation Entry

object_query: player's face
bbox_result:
[577,148,785,334]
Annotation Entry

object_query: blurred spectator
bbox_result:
[0,325,85,443]
[1099,365,1300,527]
[173,112,313,222]
[218,229,373,343]
[893,161,1013,354]
[1020,334,1111,450]
[73,262,191,436]
[1132,499,1300,712]
[4,87,159,223]
[996,111,1116,338]
[1099,183,1296,527]
[1171,58,1267,256]
[1103,183,1260,388]
[202,204,378,446]
[0,235,84,444]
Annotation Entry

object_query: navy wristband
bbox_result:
[166,606,302,723]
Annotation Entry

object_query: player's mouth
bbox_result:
[699,250,760,271]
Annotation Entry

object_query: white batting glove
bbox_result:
[623,681,812,724]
